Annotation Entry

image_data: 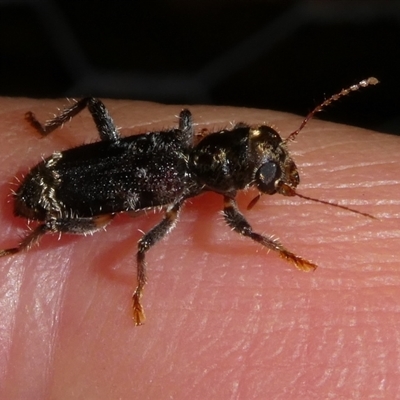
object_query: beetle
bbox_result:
[0,77,378,325]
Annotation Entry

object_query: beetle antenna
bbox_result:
[285,77,379,143]
[294,191,376,219]
[248,186,376,218]
[247,191,375,218]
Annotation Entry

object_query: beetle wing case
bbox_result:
[15,129,197,221]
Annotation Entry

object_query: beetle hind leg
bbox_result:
[0,224,50,257]
[55,214,115,235]
[0,214,115,258]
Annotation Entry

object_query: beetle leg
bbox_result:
[0,224,50,257]
[222,196,318,272]
[178,109,193,134]
[0,214,114,257]
[132,201,183,325]
[54,214,115,234]
[25,98,120,142]
[177,108,194,143]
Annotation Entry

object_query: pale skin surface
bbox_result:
[0,97,399,399]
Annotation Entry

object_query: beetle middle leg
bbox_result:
[132,201,183,325]
[25,97,120,142]
[222,196,317,272]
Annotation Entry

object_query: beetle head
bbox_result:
[248,126,299,197]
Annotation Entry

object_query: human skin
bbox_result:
[0,97,399,399]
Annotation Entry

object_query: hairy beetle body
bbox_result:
[16,130,198,221]
[0,77,378,324]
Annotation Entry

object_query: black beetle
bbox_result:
[0,77,378,324]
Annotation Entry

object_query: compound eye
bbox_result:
[256,162,280,194]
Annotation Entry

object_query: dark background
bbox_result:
[0,0,398,134]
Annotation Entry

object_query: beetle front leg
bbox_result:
[132,201,183,325]
[25,98,120,142]
[222,196,318,272]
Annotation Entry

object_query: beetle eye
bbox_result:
[255,162,280,194]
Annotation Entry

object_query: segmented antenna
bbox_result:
[248,77,379,214]
[247,185,376,218]
[285,77,379,142]
[283,186,376,219]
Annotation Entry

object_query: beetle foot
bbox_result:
[280,250,318,272]
[132,292,146,325]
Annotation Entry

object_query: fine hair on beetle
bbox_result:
[0,77,379,325]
